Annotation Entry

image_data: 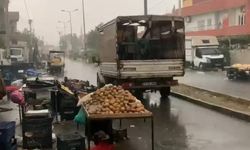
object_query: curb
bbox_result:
[170,91,250,122]
[179,83,250,102]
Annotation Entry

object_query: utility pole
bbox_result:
[28,19,33,63]
[144,0,148,15]
[28,19,33,33]
[69,12,73,40]
[82,0,87,50]
[178,0,182,16]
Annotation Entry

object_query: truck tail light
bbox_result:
[121,82,134,89]
[166,80,178,86]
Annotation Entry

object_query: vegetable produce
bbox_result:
[60,84,74,95]
[82,85,148,115]
[232,64,250,71]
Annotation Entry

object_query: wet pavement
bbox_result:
[178,69,250,100]
[1,59,250,150]
[64,59,98,85]
[63,59,250,150]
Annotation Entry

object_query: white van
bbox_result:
[185,36,224,70]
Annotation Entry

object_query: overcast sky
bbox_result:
[9,0,179,45]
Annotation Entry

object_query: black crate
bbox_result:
[57,132,85,150]
[0,138,17,150]
[0,121,15,143]
[22,117,53,149]
[60,107,79,121]
[60,93,77,108]
[51,91,77,115]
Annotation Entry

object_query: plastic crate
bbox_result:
[57,132,85,150]
[0,138,17,150]
[60,107,79,121]
[0,121,16,143]
[22,117,53,149]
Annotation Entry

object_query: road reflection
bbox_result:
[141,92,188,150]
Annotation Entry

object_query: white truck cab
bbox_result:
[9,41,29,64]
[186,36,224,70]
[10,47,24,63]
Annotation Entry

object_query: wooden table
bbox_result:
[83,107,154,150]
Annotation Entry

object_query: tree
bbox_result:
[86,30,101,50]
[86,23,103,51]
[59,34,83,51]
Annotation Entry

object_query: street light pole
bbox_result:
[61,9,78,53]
[69,11,73,40]
[81,0,86,50]
[58,21,67,35]
[144,0,148,15]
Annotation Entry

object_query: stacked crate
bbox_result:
[0,122,17,150]
[22,117,53,149]
[58,92,79,120]
[57,132,85,150]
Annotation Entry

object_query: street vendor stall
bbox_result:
[225,64,250,80]
[79,85,154,150]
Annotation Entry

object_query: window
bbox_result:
[238,7,246,26]
[197,20,205,31]
[238,14,245,26]
[195,49,202,58]
[202,40,210,44]
[207,19,212,27]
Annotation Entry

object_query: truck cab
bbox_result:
[10,47,24,63]
[48,50,65,76]
[186,36,224,70]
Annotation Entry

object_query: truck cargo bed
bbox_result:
[100,59,184,79]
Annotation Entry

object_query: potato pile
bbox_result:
[232,64,250,71]
[83,85,147,115]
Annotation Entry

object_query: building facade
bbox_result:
[8,12,19,34]
[181,0,250,37]
[0,0,9,48]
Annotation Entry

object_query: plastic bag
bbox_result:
[10,90,25,105]
[74,108,86,125]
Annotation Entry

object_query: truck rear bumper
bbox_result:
[117,79,178,90]
[100,59,185,79]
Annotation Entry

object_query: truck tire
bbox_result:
[160,87,170,98]
[227,75,234,80]
[199,63,205,71]
[97,74,105,88]
[133,90,144,100]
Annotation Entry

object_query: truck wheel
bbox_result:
[227,75,234,80]
[227,70,236,80]
[191,62,195,69]
[133,90,144,100]
[160,87,170,98]
[97,75,104,88]
[199,63,205,71]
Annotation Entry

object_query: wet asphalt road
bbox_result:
[178,69,250,100]
[63,59,250,150]
[1,59,250,150]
